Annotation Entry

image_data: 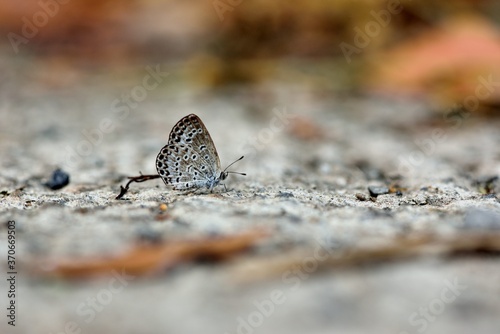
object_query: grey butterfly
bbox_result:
[155,114,245,191]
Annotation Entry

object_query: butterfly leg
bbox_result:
[176,188,198,196]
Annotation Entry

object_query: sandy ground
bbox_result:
[0,59,500,334]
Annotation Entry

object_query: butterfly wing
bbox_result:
[156,114,222,190]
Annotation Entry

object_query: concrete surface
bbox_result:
[0,60,499,334]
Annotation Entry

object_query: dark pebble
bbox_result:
[368,186,389,197]
[356,193,367,201]
[44,169,70,190]
[277,191,294,198]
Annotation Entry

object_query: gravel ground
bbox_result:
[0,59,500,334]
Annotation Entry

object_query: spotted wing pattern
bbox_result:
[156,114,222,190]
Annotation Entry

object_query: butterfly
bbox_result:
[155,114,245,191]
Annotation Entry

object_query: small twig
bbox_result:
[115,173,161,199]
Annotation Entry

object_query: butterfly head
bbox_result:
[219,171,228,181]
[218,155,246,185]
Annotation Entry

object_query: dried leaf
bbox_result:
[368,16,500,110]
[229,232,500,282]
[31,230,268,279]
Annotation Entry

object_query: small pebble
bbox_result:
[44,169,70,190]
[368,186,389,197]
[277,191,294,198]
[412,193,428,205]
[159,203,168,211]
[355,193,367,201]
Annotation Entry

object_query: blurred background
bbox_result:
[1,0,500,112]
[1,2,500,334]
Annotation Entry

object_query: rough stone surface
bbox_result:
[0,62,499,334]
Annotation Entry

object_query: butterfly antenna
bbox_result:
[227,171,246,176]
[223,156,246,176]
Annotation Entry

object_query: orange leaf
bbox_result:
[368,15,500,107]
[30,230,268,279]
